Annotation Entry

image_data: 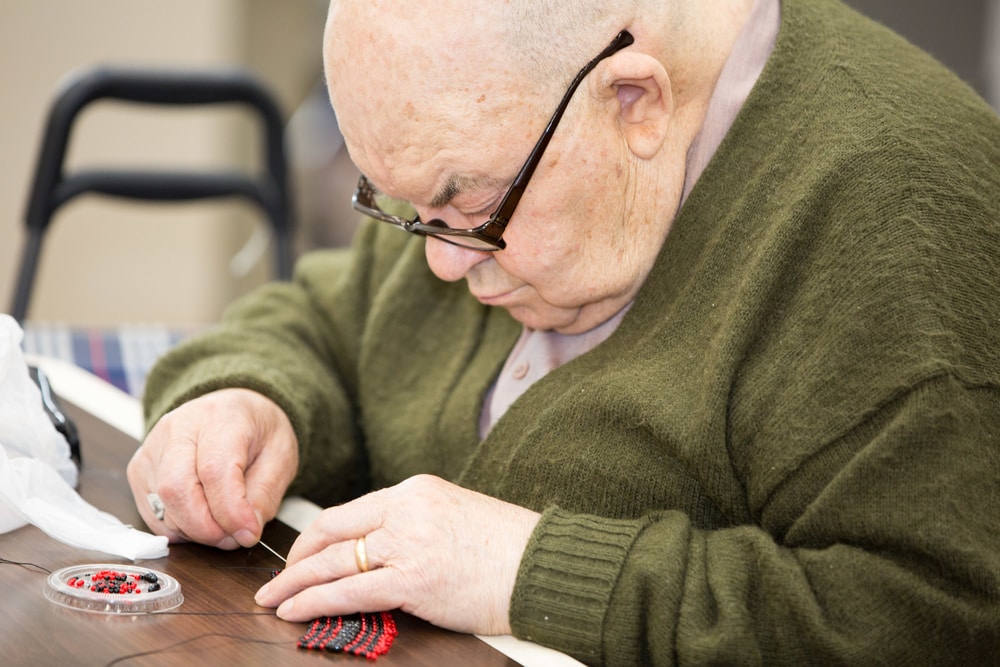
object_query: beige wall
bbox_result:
[0,1,326,326]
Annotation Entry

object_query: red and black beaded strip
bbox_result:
[297,612,397,660]
[67,569,162,594]
[272,569,397,659]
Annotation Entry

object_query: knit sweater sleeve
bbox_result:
[141,218,412,505]
[510,378,1000,666]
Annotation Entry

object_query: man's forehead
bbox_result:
[324,1,556,202]
[340,106,527,207]
[329,69,542,199]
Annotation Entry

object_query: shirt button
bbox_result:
[512,362,529,380]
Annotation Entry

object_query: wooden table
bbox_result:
[0,400,519,667]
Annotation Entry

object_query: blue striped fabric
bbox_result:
[21,322,193,397]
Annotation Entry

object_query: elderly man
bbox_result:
[128,0,1000,664]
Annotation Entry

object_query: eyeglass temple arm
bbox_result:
[491,30,636,225]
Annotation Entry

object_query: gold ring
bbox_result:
[354,536,370,573]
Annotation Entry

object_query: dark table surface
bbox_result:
[0,400,518,667]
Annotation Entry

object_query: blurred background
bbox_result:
[1,0,354,328]
[1,0,998,329]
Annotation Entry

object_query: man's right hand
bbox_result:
[126,388,299,550]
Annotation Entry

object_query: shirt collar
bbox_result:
[681,0,781,204]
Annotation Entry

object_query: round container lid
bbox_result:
[44,564,183,614]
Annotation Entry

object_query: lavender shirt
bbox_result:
[480,0,781,437]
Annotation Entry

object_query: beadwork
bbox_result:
[270,568,398,659]
[297,612,398,659]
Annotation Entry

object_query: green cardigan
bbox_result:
[144,0,1000,664]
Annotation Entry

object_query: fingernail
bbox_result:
[255,582,270,604]
[216,535,240,550]
[277,598,294,619]
[234,529,257,548]
[254,508,264,531]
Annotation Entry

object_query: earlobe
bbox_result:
[595,53,673,160]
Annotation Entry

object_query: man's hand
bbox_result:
[127,388,299,550]
[254,474,541,635]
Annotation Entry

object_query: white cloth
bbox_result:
[0,314,168,560]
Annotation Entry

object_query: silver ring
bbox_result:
[147,492,166,521]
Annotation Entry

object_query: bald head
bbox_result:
[324,1,511,180]
[324,0,651,174]
[323,0,754,197]
[324,0,640,89]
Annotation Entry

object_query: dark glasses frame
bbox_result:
[352,29,635,251]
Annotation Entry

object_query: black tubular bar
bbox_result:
[10,66,294,322]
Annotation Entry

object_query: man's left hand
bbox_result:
[254,474,541,635]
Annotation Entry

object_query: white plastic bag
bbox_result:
[0,314,78,532]
[0,314,167,559]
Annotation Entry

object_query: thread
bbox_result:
[104,633,292,667]
[0,555,52,574]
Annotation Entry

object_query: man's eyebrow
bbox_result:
[429,173,505,209]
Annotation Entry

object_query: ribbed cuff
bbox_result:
[509,507,644,663]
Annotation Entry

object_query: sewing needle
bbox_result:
[257,539,287,564]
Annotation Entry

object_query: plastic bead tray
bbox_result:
[44,564,183,614]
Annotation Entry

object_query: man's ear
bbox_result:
[593,52,673,159]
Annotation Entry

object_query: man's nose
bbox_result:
[424,235,490,282]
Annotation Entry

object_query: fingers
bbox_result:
[256,499,386,609]
[273,567,405,623]
[128,421,206,544]
[255,475,542,635]
[127,388,298,549]
[242,407,299,533]
[194,416,264,547]
[285,494,384,567]
[255,488,401,615]
[256,539,362,606]
[196,392,297,545]
[256,530,400,621]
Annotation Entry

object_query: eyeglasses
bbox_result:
[351,30,635,251]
